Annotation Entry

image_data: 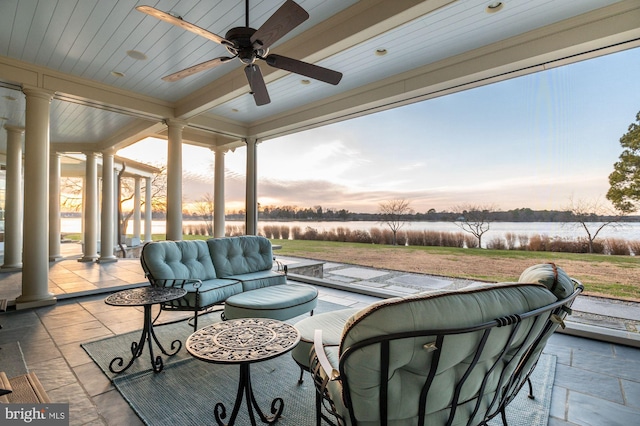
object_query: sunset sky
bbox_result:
[118,46,640,214]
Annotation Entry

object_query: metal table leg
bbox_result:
[214,363,284,426]
[108,304,181,374]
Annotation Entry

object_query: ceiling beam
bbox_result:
[173,0,456,119]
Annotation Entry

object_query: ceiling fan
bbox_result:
[136,0,343,106]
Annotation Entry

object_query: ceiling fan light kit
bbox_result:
[136,0,343,106]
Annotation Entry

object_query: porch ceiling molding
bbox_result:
[0,56,174,120]
[246,0,640,141]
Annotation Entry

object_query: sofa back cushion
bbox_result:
[207,236,274,278]
[338,282,557,425]
[141,240,217,281]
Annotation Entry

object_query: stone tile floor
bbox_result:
[0,285,638,425]
[1,245,639,425]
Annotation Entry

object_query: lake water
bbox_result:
[61,218,640,244]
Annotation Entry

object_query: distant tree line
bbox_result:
[212,205,640,223]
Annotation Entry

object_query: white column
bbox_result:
[49,152,62,261]
[98,150,117,263]
[79,152,99,262]
[166,119,186,241]
[16,86,56,309]
[144,177,152,242]
[133,176,141,244]
[213,147,226,238]
[2,125,24,269]
[245,138,258,236]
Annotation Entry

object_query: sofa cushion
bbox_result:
[335,283,557,425]
[518,263,574,299]
[226,270,287,291]
[162,278,243,309]
[224,283,318,321]
[142,240,217,281]
[207,236,274,278]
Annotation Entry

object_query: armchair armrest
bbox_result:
[313,329,340,381]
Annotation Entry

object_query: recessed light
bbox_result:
[375,48,388,56]
[231,108,239,113]
[485,2,504,13]
[127,50,147,60]
[300,79,311,85]
[3,95,16,101]
[111,71,126,78]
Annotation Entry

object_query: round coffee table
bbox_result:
[186,318,300,426]
[105,286,187,374]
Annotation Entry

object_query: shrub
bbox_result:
[486,237,506,250]
[406,230,424,246]
[628,240,640,256]
[527,235,550,251]
[303,226,319,240]
[504,232,517,250]
[464,235,478,249]
[291,226,303,240]
[423,230,441,246]
[280,226,290,240]
[369,227,384,244]
[606,238,630,255]
[517,234,529,250]
[350,229,372,243]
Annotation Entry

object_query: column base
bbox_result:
[97,257,118,264]
[1,264,23,271]
[49,255,63,262]
[78,256,98,263]
[15,294,57,310]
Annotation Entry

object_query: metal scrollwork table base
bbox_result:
[105,287,187,374]
[186,317,300,426]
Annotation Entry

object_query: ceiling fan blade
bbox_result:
[250,0,309,50]
[162,57,234,82]
[265,54,342,85]
[136,5,232,47]
[244,64,271,106]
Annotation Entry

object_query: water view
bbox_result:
[60,218,640,245]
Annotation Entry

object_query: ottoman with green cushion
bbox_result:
[291,307,360,383]
[223,283,319,321]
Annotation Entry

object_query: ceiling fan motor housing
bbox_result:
[225,27,267,64]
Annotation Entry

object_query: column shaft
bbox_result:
[2,125,24,269]
[166,120,185,241]
[133,177,141,243]
[98,151,117,263]
[214,147,226,238]
[144,177,152,242]
[245,138,258,236]
[80,152,98,262]
[17,87,56,308]
[49,152,62,261]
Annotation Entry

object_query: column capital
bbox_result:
[21,85,56,101]
[164,118,188,128]
[3,124,25,134]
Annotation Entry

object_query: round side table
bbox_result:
[105,286,187,374]
[186,318,300,426]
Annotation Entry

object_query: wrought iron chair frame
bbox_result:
[310,281,583,426]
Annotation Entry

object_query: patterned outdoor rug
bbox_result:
[82,302,556,426]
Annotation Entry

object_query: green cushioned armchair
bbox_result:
[310,274,582,426]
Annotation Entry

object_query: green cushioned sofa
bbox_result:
[140,236,287,330]
[307,263,582,426]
